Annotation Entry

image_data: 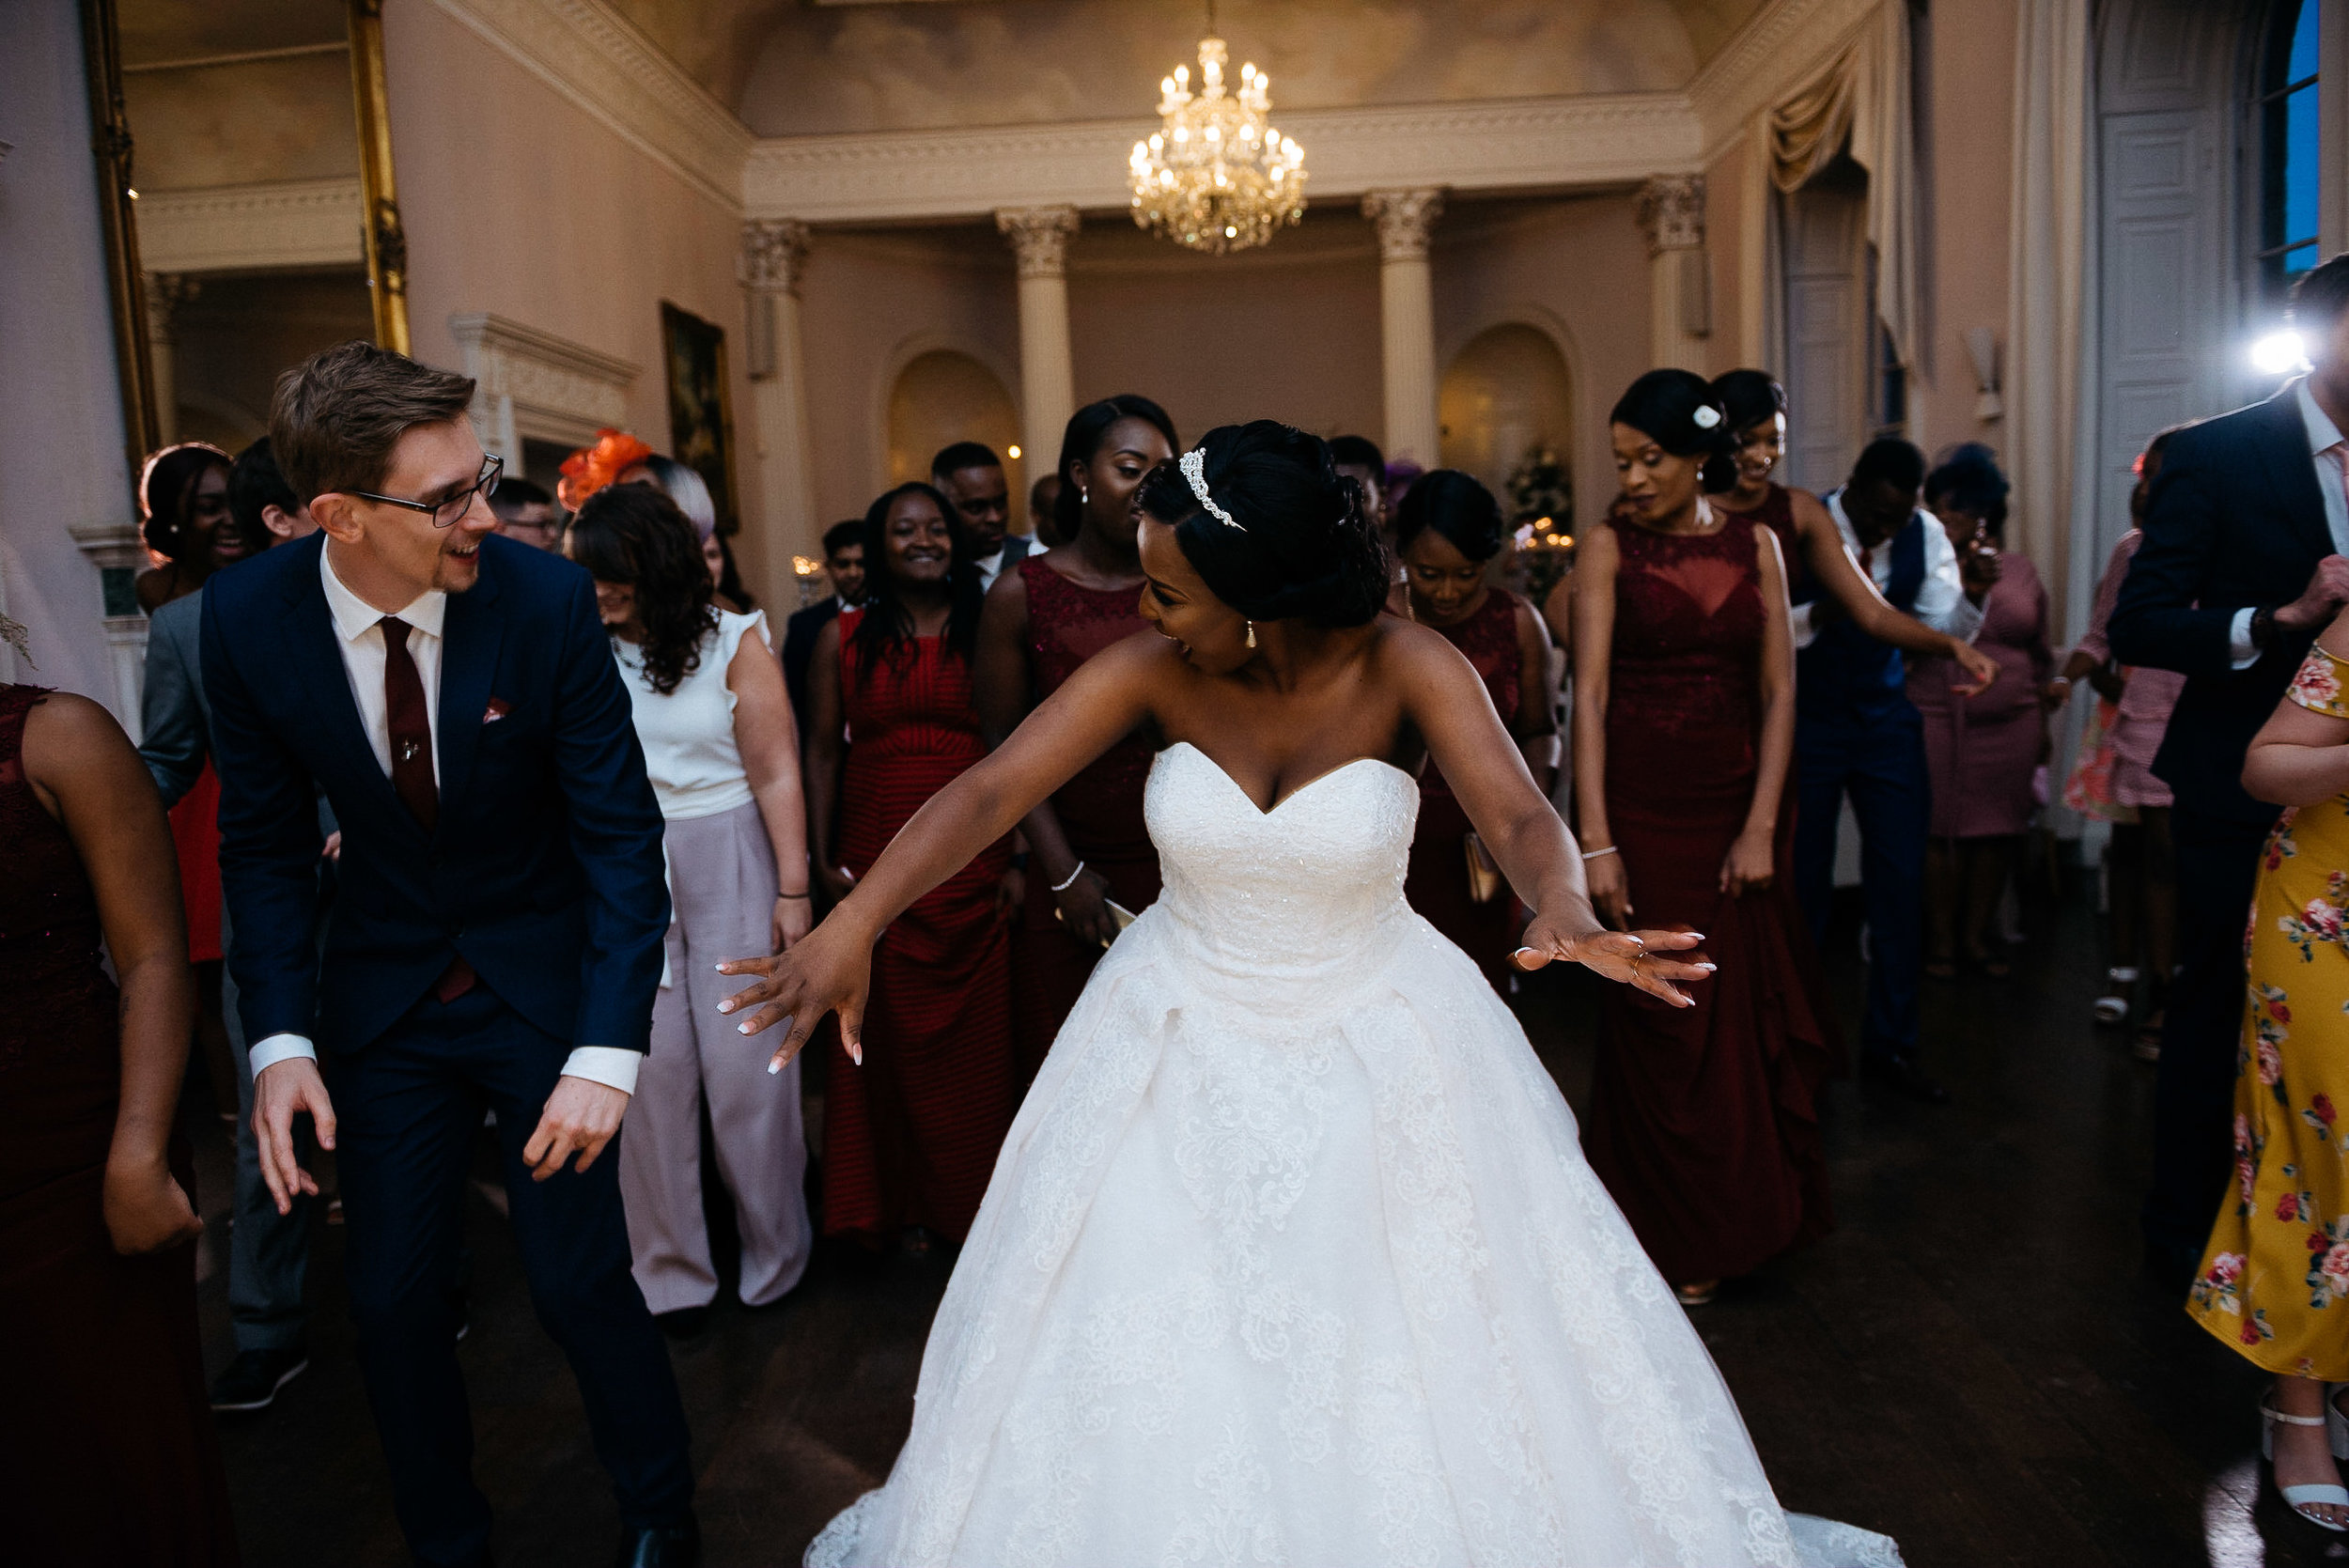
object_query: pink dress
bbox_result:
[2072,530,2185,810]
[1907,551,2053,838]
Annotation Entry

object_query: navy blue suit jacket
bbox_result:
[2108,384,2332,824]
[202,532,669,1055]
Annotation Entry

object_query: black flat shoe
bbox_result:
[615,1514,699,1568]
[654,1306,709,1341]
[1861,1054,1950,1105]
[209,1345,310,1413]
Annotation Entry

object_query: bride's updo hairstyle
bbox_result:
[1134,420,1390,628]
[1610,369,1739,494]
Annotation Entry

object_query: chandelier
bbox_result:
[1128,27,1306,255]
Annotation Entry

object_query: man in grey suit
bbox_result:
[142,435,324,1413]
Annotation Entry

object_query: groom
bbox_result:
[204,341,696,1567]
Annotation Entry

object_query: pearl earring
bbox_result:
[1245,620,1257,648]
[1080,487,1089,505]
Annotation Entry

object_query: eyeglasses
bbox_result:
[350,455,504,529]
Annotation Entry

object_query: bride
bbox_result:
[718,421,1901,1567]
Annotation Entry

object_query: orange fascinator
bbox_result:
[557,428,655,511]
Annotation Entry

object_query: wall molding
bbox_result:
[135,178,364,273]
[743,93,1700,225]
[429,0,753,210]
[448,312,640,460]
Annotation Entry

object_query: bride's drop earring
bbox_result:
[1245,620,1256,649]
[1080,487,1089,505]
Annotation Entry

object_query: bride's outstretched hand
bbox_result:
[715,916,872,1074]
[1511,920,1713,1008]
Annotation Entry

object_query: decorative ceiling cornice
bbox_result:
[135,178,365,273]
[743,93,1699,225]
[430,0,753,210]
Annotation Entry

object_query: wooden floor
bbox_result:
[192,888,2324,1567]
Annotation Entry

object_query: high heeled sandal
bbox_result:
[2262,1390,2349,1529]
[2093,967,2138,1026]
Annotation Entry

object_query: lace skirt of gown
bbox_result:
[805,753,1898,1568]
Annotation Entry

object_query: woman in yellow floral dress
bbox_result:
[2190,609,2349,1530]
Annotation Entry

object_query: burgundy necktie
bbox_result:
[381,618,437,833]
[381,617,474,1003]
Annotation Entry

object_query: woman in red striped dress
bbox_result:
[803,483,1017,1248]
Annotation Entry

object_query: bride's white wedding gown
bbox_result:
[806,742,1900,1567]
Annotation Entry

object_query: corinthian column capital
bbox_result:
[995,206,1081,279]
[1361,189,1445,263]
[739,220,811,299]
[1635,175,1706,256]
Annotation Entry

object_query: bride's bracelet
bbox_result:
[1579,845,1619,862]
[1050,860,1088,893]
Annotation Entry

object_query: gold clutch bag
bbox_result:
[1463,832,1504,905]
[1054,899,1140,949]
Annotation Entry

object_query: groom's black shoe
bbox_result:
[615,1514,699,1568]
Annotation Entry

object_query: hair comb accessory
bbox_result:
[1691,404,1722,429]
[1180,448,1244,532]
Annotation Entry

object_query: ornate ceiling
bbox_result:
[118,0,1774,134]
[614,0,1773,128]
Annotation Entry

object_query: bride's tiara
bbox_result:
[1180,449,1244,532]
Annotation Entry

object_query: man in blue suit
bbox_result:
[2110,256,2349,1287]
[204,342,696,1568]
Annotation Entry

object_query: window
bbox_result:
[2256,0,2322,303]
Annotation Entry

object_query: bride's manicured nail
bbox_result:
[718,999,734,1013]
[766,1059,781,1076]
[738,1021,754,1034]
[1698,963,1719,972]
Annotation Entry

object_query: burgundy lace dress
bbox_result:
[1581,519,1840,1287]
[1404,588,1531,991]
[1010,555,1163,1081]
[0,686,239,1564]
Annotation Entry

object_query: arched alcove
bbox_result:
[1438,323,1574,514]
[885,349,1024,504]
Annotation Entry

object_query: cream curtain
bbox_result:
[1766,2,1919,373]
[2005,0,2092,629]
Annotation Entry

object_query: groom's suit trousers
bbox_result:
[328,984,692,1566]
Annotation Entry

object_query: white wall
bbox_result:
[381,0,770,597]
[0,3,137,712]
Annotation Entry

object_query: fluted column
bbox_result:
[143,272,199,446]
[1361,189,1444,468]
[996,206,1080,474]
[1636,176,1710,372]
[740,220,817,586]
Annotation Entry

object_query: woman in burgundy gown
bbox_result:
[1571,371,1836,1305]
[0,680,238,1564]
[975,396,1178,1083]
[803,483,1017,1247]
[1392,471,1557,989]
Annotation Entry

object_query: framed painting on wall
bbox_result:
[659,302,739,534]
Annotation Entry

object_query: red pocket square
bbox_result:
[483,698,512,723]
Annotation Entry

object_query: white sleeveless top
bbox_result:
[613,609,768,821]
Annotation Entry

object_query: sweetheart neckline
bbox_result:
[1157,740,1414,819]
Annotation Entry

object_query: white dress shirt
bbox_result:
[974,547,1007,591]
[249,545,641,1094]
[2225,377,2349,668]
[1795,492,1986,650]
